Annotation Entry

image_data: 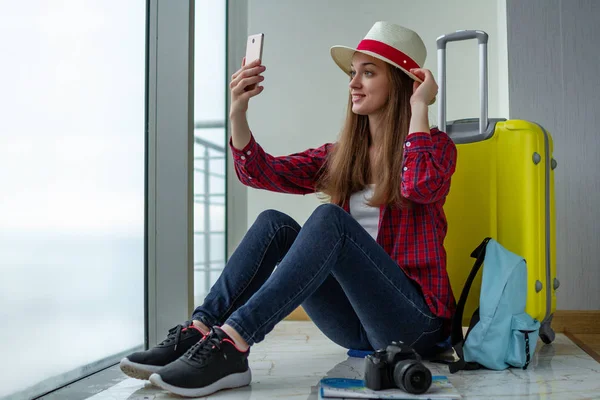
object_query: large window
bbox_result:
[193,0,227,305]
[0,2,146,399]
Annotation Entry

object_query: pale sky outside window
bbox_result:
[0,1,145,398]
[193,0,226,303]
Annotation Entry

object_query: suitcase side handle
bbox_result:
[436,30,489,136]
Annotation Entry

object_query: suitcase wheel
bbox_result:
[539,318,556,344]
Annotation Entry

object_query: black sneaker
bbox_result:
[119,320,207,380]
[149,327,251,397]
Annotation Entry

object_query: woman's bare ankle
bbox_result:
[221,324,250,351]
[192,320,210,335]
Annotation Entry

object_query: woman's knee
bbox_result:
[255,209,299,228]
[310,203,346,221]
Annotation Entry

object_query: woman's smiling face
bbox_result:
[348,52,390,116]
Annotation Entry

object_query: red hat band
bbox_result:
[356,39,420,71]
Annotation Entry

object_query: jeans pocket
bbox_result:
[506,313,540,368]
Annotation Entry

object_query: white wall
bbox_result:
[506,0,600,310]
[236,0,508,230]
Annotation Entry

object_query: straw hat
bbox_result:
[330,21,427,83]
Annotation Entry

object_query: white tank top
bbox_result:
[349,184,379,240]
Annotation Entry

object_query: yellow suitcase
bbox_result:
[437,30,558,344]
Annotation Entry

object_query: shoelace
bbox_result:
[186,334,222,364]
[158,320,193,350]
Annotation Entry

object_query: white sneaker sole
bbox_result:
[119,358,163,380]
[149,369,251,397]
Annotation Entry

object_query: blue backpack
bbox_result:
[449,238,541,373]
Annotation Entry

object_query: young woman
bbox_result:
[120,21,457,398]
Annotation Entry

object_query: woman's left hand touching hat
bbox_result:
[409,68,437,106]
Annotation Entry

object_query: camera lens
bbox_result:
[252,38,255,43]
[393,361,432,394]
[405,366,431,394]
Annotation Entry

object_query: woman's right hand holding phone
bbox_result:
[229,58,265,150]
[229,58,265,118]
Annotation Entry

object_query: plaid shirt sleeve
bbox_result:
[401,128,457,204]
[229,133,332,195]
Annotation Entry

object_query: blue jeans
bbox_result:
[191,204,445,355]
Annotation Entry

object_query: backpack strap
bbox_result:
[522,331,531,370]
[449,237,491,374]
[519,328,537,370]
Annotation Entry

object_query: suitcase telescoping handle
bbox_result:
[436,30,489,135]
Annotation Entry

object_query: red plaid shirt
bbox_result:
[229,128,457,327]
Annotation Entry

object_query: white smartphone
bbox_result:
[244,33,264,91]
[245,33,264,65]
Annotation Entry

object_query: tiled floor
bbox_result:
[43,321,600,400]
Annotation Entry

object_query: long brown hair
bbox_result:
[316,64,414,208]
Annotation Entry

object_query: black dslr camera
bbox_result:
[364,341,432,394]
